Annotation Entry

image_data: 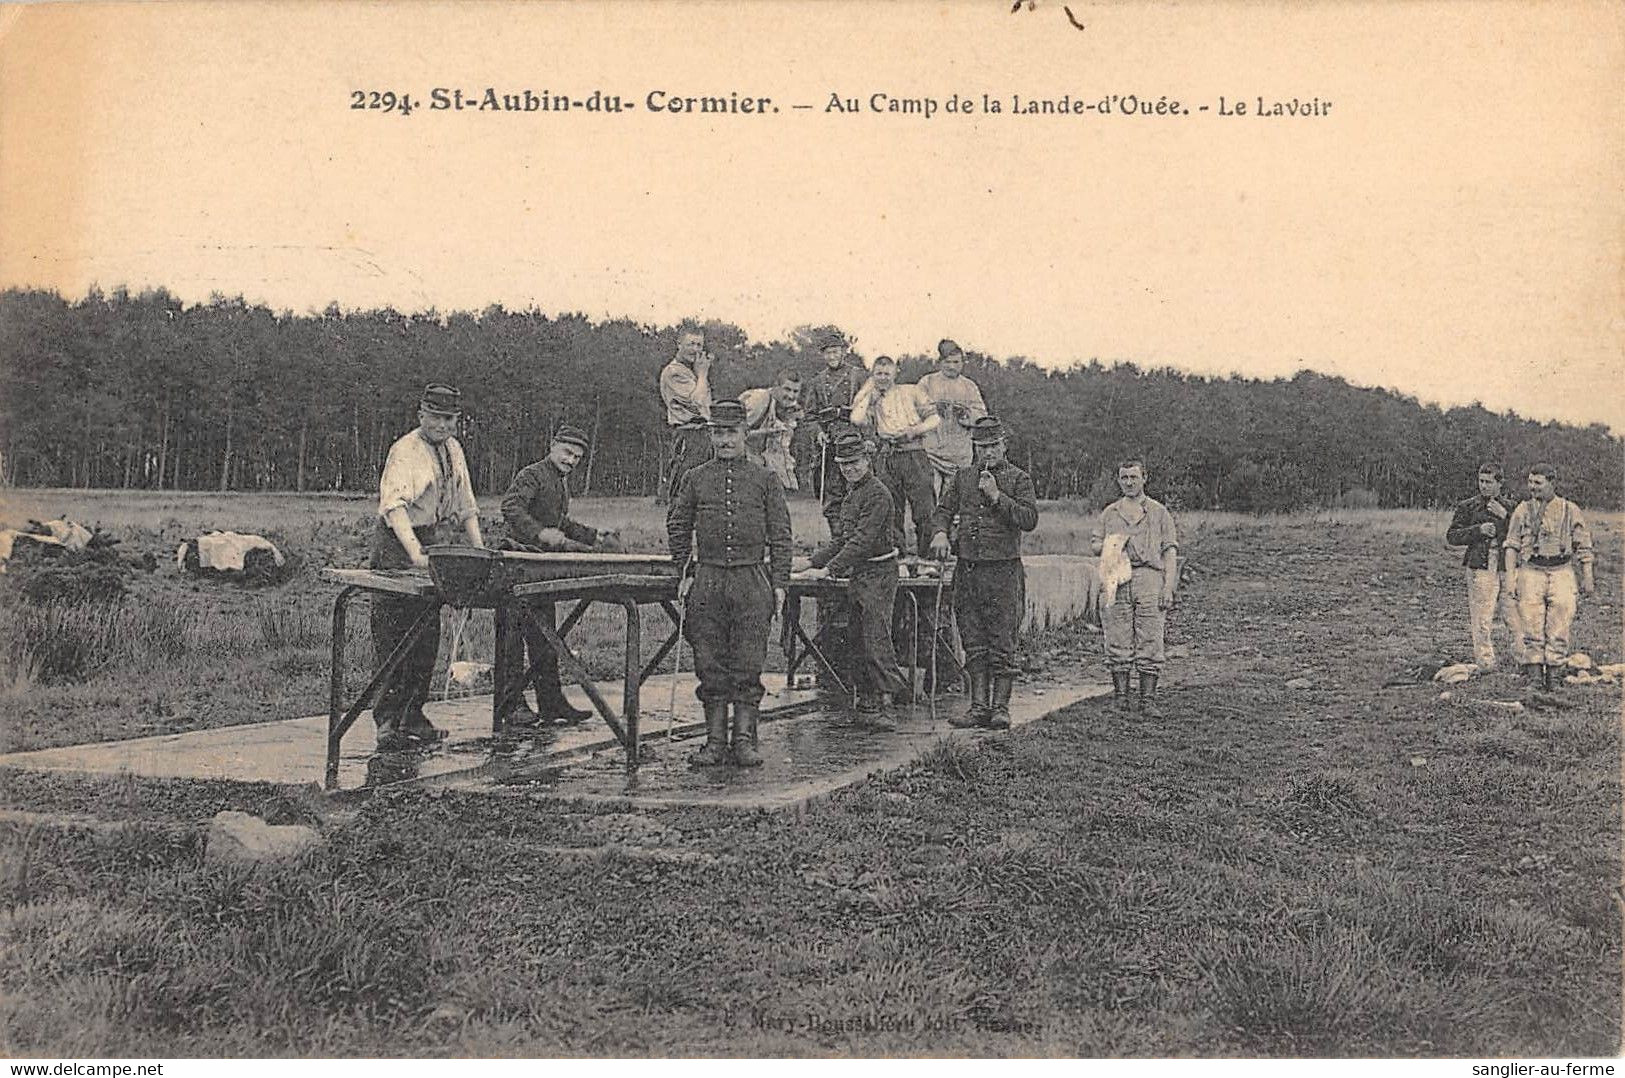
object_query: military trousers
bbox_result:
[667,425,712,500]
[876,447,938,558]
[849,561,906,700]
[685,562,775,706]
[495,599,572,713]
[1103,565,1167,675]
[955,558,1025,678]
[368,521,442,729]
[1517,564,1578,666]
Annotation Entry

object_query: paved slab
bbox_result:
[0,675,817,792]
[450,674,1112,810]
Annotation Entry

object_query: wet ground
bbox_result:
[0,670,1108,809]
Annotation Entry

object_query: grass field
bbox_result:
[0,491,1618,1056]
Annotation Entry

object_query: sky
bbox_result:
[1,1,1621,429]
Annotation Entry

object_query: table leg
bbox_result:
[326,602,437,789]
[619,598,641,769]
[326,586,359,789]
[530,617,629,746]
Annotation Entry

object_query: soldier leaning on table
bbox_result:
[496,424,621,729]
[371,384,484,751]
[801,430,907,731]
[1504,462,1595,691]
[930,415,1039,730]
[666,399,793,768]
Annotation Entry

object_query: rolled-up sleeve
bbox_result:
[378,441,426,518]
[1158,504,1179,554]
[1570,503,1594,567]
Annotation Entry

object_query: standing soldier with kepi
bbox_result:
[804,332,863,537]
[1505,462,1595,691]
[659,326,713,501]
[666,399,793,767]
[371,384,484,750]
[850,355,940,558]
[802,431,907,730]
[497,425,620,728]
[929,416,1039,729]
[1090,460,1179,717]
[1444,463,1522,671]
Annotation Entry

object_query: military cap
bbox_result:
[708,399,748,429]
[818,331,847,351]
[937,338,963,359]
[552,425,589,450]
[420,384,463,416]
[970,415,1007,445]
[832,431,869,463]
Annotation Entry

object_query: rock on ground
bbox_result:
[205,810,321,865]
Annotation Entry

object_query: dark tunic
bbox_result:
[666,456,794,704]
[1445,492,1519,570]
[932,460,1040,678]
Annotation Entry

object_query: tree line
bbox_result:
[0,286,1618,511]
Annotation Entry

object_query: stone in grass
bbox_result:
[205,810,322,865]
[1285,677,1313,690]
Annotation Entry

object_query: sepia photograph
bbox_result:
[0,0,1620,1062]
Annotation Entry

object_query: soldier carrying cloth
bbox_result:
[371,383,485,751]
[666,399,794,767]
[496,424,621,728]
[801,430,908,730]
[929,415,1040,729]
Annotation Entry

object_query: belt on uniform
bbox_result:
[1528,555,1571,567]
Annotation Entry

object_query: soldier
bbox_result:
[666,399,793,767]
[497,425,620,728]
[930,416,1039,729]
[371,384,484,750]
[850,355,940,558]
[918,339,988,494]
[1090,460,1179,718]
[1444,463,1522,670]
[804,332,863,537]
[802,431,907,730]
[740,368,803,489]
[1505,462,1595,690]
[659,326,713,502]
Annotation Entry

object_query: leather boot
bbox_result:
[952,666,989,727]
[988,675,1013,730]
[864,694,897,732]
[499,696,544,730]
[1139,673,1163,719]
[538,687,594,725]
[1110,671,1132,714]
[691,701,731,767]
[732,702,763,767]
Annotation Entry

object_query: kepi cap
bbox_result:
[552,425,590,451]
[937,338,963,359]
[970,415,1007,445]
[708,399,748,429]
[420,384,463,416]
[818,331,847,351]
[832,431,869,463]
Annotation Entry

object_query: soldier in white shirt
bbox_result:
[370,384,484,750]
[850,356,940,558]
[918,339,988,492]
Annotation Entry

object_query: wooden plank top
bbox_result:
[320,567,437,596]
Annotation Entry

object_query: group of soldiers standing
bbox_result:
[359,316,1212,759]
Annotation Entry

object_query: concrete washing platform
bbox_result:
[0,673,1110,811]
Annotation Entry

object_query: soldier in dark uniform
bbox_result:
[496,425,620,728]
[666,399,793,767]
[930,416,1039,729]
[802,431,907,730]
[803,332,863,538]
